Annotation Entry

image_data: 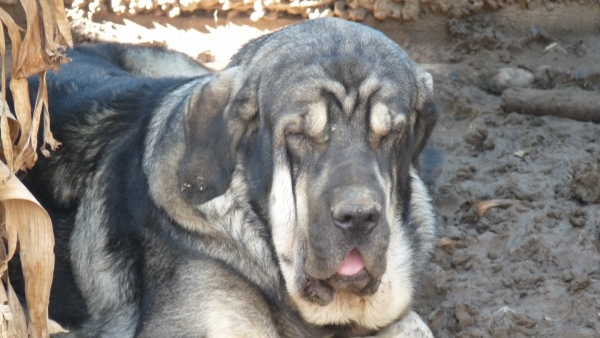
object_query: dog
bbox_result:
[9,18,439,337]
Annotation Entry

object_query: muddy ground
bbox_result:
[70,4,600,338]
[5,1,600,337]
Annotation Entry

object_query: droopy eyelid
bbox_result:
[284,119,304,135]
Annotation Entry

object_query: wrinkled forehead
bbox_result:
[265,61,417,136]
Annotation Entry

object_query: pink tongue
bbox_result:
[336,249,365,276]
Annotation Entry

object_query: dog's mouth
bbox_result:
[302,248,382,306]
[336,248,366,276]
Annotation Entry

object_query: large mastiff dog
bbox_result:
[11,18,439,337]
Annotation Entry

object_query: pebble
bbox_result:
[486,67,534,94]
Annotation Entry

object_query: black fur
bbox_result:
[8,18,439,338]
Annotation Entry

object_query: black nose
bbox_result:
[332,203,381,235]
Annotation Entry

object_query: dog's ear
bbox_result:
[178,67,257,205]
[411,65,440,166]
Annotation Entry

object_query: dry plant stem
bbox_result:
[39,72,61,157]
[7,275,28,337]
[0,24,13,175]
[0,0,71,336]
[502,87,600,123]
[0,8,24,175]
[0,0,71,172]
[544,305,573,322]
[0,161,55,338]
[475,199,520,219]
[0,212,28,338]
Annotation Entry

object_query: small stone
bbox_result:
[451,251,471,267]
[570,274,591,292]
[436,237,456,253]
[546,210,562,220]
[455,303,476,329]
[486,67,534,94]
[561,270,574,283]
[348,8,366,21]
[572,165,600,204]
[569,210,587,228]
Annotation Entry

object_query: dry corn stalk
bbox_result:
[0,0,72,337]
[0,161,55,338]
[0,0,72,173]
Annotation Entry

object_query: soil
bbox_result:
[4,1,600,336]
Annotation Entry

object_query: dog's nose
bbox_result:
[332,202,381,235]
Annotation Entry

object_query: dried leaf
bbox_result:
[50,0,73,48]
[9,76,33,171]
[0,1,69,337]
[0,1,71,172]
[6,277,29,338]
[15,0,56,78]
[23,71,46,164]
[15,0,71,79]
[1,224,28,338]
[436,237,456,253]
[0,8,27,174]
[0,9,23,70]
[0,161,54,338]
[513,150,528,158]
[0,104,14,175]
[475,199,520,219]
[37,72,61,157]
[47,320,68,335]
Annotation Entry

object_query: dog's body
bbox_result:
[10,18,439,337]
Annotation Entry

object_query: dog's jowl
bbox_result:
[9,18,439,337]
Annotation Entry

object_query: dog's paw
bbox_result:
[373,310,434,338]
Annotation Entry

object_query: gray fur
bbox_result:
[16,18,439,338]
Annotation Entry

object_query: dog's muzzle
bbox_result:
[303,184,389,305]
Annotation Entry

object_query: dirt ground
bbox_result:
[70,3,600,338]
[4,1,600,336]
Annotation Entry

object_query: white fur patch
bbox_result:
[203,299,279,338]
[373,310,434,338]
[370,103,391,137]
[269,151,299,286]
[306,102,328,138]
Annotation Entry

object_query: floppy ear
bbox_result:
[178,68,257,205]
[411,65,440,166]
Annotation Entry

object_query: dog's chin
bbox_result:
[301,270,382,306]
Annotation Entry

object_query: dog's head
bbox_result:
[178,18,438,331]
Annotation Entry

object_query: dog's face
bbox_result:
[178,18,438,331]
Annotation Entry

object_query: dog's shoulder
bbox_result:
[17,45,201,211]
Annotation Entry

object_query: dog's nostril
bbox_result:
[332,205,381,235]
